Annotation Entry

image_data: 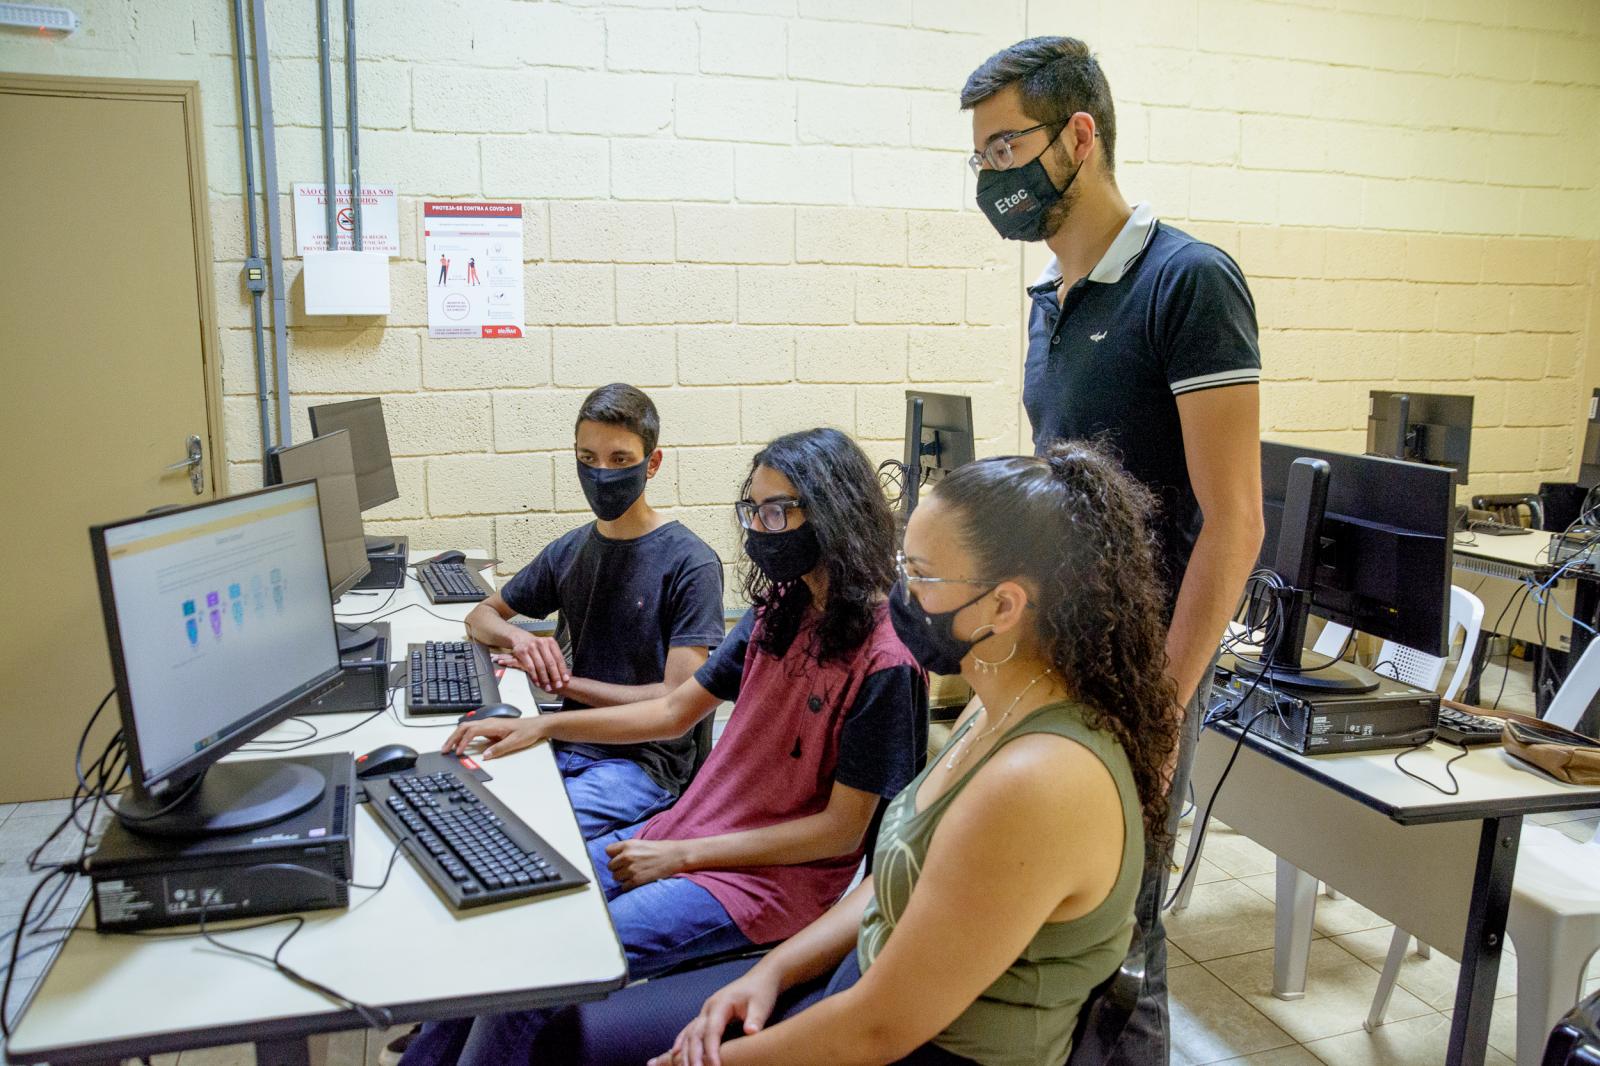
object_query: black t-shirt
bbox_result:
[1024,219,1260,606]
[500,520,725,793]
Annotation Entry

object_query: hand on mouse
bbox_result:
[499,632,571,692]
[443,715,549,760]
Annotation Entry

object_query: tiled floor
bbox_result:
[2,655,1594,1065]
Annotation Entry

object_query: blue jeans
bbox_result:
[400,822,752,1066]
[555,748,676,842]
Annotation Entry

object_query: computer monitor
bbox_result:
[307,397,399,551]
[902,391,975,515]
[267,430,370,600]
[1365,390,1473,482]
[1233,441,1454,693]
[90,481,343,836]
[1580,388,1600,489]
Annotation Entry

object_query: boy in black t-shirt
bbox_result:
[464,383,725,840]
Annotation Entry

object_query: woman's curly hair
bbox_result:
[932,439,1180,846]
[739,428,897,666]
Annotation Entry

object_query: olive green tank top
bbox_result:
[857,700,1143,1066]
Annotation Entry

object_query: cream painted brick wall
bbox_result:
[7,0,1598,580]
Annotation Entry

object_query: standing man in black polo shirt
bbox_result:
[961,37,1265,1061]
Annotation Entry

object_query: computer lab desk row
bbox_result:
[1190,698,1600,1066]
[4,557,628,1066]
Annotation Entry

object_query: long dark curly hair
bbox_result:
[740,428,897,666]
[932,439,1180,845]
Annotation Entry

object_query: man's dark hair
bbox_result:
[740,428,896,667]
[960,36,1116,174]
[574,383,660,454]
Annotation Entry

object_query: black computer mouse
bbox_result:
[354,743,419,778]
[458,703,523,724]
[430,550,467,565]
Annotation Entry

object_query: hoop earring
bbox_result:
[969,625,1018,674]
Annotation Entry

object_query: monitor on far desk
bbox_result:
[1233,441,1455,694]
[1366,390,1473,484]
[308,397,401,553]
[902,391,974,516]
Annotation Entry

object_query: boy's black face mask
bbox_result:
[577,459,648,521]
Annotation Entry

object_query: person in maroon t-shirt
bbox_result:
[399,428,928,1066]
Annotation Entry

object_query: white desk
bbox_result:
[1190,715,1600,1066]
[3,559,627,1066]
[1453,529,1578,653]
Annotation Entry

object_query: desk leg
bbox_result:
[1447,815,1520,1066]
[255,1036,313,1066]
[1271,858,1317,1001]
[1464,636,1491,706]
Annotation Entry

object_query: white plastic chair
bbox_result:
[1174,589,1486,914]
[1364,635,1600,1064]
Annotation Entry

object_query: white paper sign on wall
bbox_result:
[293,183,400,255]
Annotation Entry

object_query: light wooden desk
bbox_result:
[3,557,626,1066]
[1190,713,1600,1066]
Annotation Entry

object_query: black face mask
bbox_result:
[576,459,648,522]
[745,523,822,584]
[976,146,1081,242]
[888,579,994,676]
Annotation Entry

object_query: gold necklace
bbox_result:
[945,667,1054,771]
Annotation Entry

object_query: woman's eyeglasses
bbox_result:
[736,497,804,533]
[894,551,997,602]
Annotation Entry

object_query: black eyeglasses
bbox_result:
[968,122,1054,175]
[736,497,804,533]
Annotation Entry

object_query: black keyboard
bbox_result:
[418,560,495,604]
[1435,706,1504,746]
[364,753,588,910]
[1466,519,1532,537]
[407,641,501,714]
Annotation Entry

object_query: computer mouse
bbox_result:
[458,703,523,724]
[354,743,419,778]
[431,550,467,565]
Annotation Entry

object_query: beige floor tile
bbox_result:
[1170,961,1298,1065]
[1303,1011,1513,1066]
[177,1046,256,1066]
[1172,941,1196,968]
[1204,940,1436,1044]
[1172,842,1233,889]
[1199,824,1281,878]
[1215,1048,1323,1065]
[1237,873,1393,938]
[1444,995,1522,1062]
[1331,929,1517,1010]
[1168,878,1283,962]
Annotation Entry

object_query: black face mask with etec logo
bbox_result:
[976,141,1083,243]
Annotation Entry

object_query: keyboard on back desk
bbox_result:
[407,641,501,714]
[364,753,588,910]
[417,560,494,604]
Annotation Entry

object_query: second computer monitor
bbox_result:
[903,391,975,514]
[307,397,400,513]
[266,429,371,599]
[1366,390,1473,481]
[1262,440,1454,658]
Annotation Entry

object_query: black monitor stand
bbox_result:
[365,533,398,553]
[904,396,925,516]
[1232,456,1379,694]
[335,620,381,653]
[117,761,327,839]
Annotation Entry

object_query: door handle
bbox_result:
[163,435,205,495]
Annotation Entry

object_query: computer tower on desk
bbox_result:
[302,622,390,714]
[1218,660,1438,755]
[357,535,408,590]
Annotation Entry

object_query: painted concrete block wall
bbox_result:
[3,0,1598,590]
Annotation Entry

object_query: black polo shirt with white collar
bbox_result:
[1024,205,1260,603]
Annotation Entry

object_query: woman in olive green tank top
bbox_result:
[647,441,1181,1066]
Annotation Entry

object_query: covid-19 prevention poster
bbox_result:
[423,201,524,339]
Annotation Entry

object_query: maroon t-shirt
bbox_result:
[637,603,925,944]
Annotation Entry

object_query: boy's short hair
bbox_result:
[960,36,1117,174]
[575,383,660,454]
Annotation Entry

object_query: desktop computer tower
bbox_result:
[356,536,408,590]
[1218,660,1439,755]
[87,753,356,932]
[302,623,391,715]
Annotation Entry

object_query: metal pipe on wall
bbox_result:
[317,0,339,248]
[251,0,293,447]
[345,0,363,250]
[230,0,272,464]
